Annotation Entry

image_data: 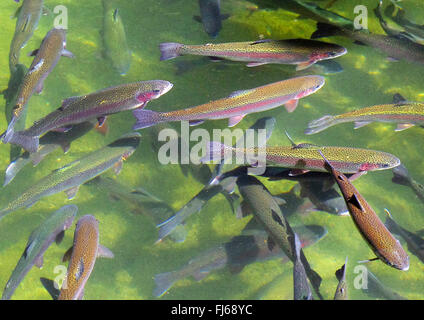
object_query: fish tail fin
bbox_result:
[153,271,178,297]
[3,160,21,187]
[132,109,162,130]
[3,129,39,153]
[156,215,179,243]
[0,207,12,221]
[200,141,232,163]
[304,115,336,135]
[159,42,183,61]
[311,22,342,39]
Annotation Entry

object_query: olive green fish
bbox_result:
[9,0,44,72]
[2,205,77,300]
[102,0,131,75]
[319,151,409,271]
[305,101,424,134]
[293,233,313,300]
[0,132,140,220]
[159,39,346,70]
[59,215,114,300]
[312,22,424,65]
[236,175,323,299]
[5,28,74,141]
[3,63,28,162]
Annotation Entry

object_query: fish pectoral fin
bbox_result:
[55,230,66,245]
[188,119,205,126]
[35,255,44,269]
[97,244,114,259]
[61,49,75,58]
[193,270,209,281]
[357,257,379,264]
[97,116,107,127]
[296,61,315,71]
[64,186,80,200]
[354,121,373,129]
[284,99,299,113]
[288,169,310,176]
[192,15,202,23]
[267,236,276,252]
[35,81,44,94]
[76,289,85,300]
[59,141,71,154]
[246,62,268,67]
[28,49,39,57]
[228,115,245,127]
[62,246,73,262]
[40,278,60,300]
[347,193,365,212]
[395,123,415,131]
[113,160,123,175]
[42,6,52,16]
[228,264,245,274]
[12,5,22,19]
[272,195,287,206]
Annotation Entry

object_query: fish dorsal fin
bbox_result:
[97,245,114,259]
[347,193,364,212]
[284,130,297,147]
[392,93,408,104]
[250,39,272,45]
[40,278,60,300]
[62,246,73,262]
[60,96,83,110]
[228,89,254,99]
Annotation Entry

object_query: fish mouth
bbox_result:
[156,81,173,97]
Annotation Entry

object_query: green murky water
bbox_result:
[0,0,423,300]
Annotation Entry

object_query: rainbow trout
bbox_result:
[236,175,323,299]
[153,226,326,297]
[305,101,424,134]
[203,141,400,174]
[312,22,424,65]
[0,132,140,220]
[9,0,44,72]
[59,215,114,300]
[133,76,325,130]
[102,0,131,75]
[5,28,74,143]
[319,151,409,271]
[3,121,96,187]
[159,39,346,70]
[2,205,77,300]
[2,80,172,153]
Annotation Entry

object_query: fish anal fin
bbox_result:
[228,115,245,127]
[35,255,44,268]
[64,186,79,200]
[97,244,114,258]
[246,62,268,67]
[55,230,65,245]
[296,61,315,71]
[284,99,299,113]
[354,121,372,129]
[395,123,414,132]
[62,246,73,262]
